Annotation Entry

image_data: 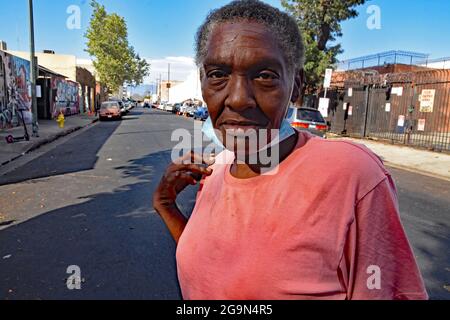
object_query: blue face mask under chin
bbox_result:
[201,115,296,152]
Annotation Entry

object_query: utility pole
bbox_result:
[29,0,39,137]
[158,74,162,103]
[167,63,171,103]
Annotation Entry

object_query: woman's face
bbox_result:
[201,21,301,152]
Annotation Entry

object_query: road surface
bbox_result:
[0,107,448,299]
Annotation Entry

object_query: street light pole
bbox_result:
[29,0,39,137]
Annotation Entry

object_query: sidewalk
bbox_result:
[0,113,98,166]
[328,135,450,181]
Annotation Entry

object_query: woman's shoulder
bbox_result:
[291,131,390,197]
[297,131,388,173]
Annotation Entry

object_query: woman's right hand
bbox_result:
[153,151,215,212]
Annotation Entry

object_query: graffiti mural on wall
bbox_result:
[51,78,79,117]
[0,51,32,129]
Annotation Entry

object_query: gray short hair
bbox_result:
[195,0,305,71]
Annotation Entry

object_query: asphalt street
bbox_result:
[0,107,448,300]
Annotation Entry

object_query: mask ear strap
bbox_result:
[283,79,297,119]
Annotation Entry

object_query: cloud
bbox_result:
[75,56,197,85]
[76,58,93,65]
[144,56,197,83]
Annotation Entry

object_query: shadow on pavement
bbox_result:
[2,141,445,300]
[0,149,197,300]
[0,121,121,186]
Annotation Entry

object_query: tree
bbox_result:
[282,0,367,93]
[85,0,150,94]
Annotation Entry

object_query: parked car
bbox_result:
[143,99,151,108]
[193,106,209,121]
[186,106,197,117]
[179,103,189,115]
[164,104,175,112]
[123,100,134,112]
[99,101,122,121]
[118,101,127,115]
[173,103,183,114]
[286,107,328,137]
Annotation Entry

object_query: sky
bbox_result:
[0,0,449,84]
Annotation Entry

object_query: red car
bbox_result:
[99,101,122,121]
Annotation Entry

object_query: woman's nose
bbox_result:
[224,75,257,111]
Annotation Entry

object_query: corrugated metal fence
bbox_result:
[327,69,450,152]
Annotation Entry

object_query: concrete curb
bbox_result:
[326,135,450,182]
[0,118,98,167]
[384,162,450,183]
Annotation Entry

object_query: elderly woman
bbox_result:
[153,0,427,300]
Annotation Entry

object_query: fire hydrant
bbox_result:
[57,112,65,129]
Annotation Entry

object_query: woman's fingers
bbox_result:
[175,151,216,166]
[158,151,216,201]
[167,163,213,176]
[177,172,198,185]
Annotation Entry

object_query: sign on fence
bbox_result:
[385,103,391,112]
[397,115,405,127]
[392,87,403,96]
[418,119,426,131]
[419,89,436,113]
[319,98,329,117]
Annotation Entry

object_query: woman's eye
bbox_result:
[256,72,277,80]
[208,71,228,79]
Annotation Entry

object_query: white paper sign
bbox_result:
[397,115,405,127]
[28,84,41,98]
[348,88,353,97]
[385,103,391,112]
[392,87,403,96]
[343,102,348,111]
[318,98,329,117]
[419,89,435,113]
[418,119,426,131]
[324,68,333,88]
[348,106,353,116]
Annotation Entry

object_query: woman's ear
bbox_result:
[290,69,304,104]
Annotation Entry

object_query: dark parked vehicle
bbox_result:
[173,103,183,114]
[286,107,328,137]
[143,99,151,108]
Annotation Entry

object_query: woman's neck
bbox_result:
[230,131,300,179]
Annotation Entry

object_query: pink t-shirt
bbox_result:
[176,131,428,300]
